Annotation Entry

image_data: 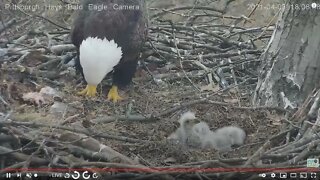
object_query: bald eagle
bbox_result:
[71,0,147,102]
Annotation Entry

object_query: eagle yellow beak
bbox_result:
[78,84,97,97]
[107,85,122,103]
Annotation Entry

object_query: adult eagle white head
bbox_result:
[71,0,147,102]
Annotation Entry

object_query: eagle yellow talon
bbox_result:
[107,85,122,103]
[78,85,97,97]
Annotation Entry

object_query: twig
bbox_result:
[0,120,149,144]
[170,21,201,92]
[307,89,320,119]
[157,98,287,118]
[91,114,155,124]
[72,162,147,169]
[0,95,9,106]
[0,146,49,165]
[151,6,224,19]
[0,18,17,34]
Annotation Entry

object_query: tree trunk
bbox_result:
[253,0,320,109]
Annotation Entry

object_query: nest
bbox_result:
[0,0,317,179]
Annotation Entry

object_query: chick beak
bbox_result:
[192,119,201,124]
[185,119,200,127]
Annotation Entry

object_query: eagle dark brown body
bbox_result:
[71,0,147,101]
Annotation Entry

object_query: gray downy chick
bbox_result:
[167,111,200,147]
[215,126,246,145]
[207,126,246,151]
[192,121,212,148]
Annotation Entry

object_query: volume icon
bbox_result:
[259,173,266,178]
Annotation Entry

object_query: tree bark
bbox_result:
[253,0,320,109]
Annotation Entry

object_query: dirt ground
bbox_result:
[0,0,285,170]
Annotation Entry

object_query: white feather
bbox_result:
[80,37,122,85]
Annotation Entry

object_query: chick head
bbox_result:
[183,118,201,130]
[179,111,196,125]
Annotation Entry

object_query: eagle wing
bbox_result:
[71,0,147,51]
